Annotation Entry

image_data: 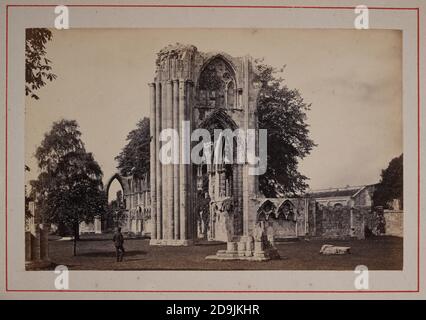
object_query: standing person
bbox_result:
[112,227,125,262]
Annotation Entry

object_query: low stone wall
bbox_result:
[251,198,308,239]
[384,210,403,237]
[269,219,298,238]
[251,198,372,240]
[315,206,368,239]
[79,221,95,233]
[364,209,403,237]
[79,216,102,234]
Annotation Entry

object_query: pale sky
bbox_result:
[25,28,402,198]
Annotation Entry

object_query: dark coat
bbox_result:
[113,232,124,247]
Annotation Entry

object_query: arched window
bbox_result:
[333,203,344,209]
[277,200,295,221]
[257,200,277,222]
[198,57,236,109]
[227,81,235,108]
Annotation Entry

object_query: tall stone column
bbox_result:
[241,56,261,238]
[166,80,174,240]
[173,79,180,240]
[148,83,157,241]
[156,82,163,240]
[179,79,187,241]
[187,80,195,240]
[233,164,243,235]
[246,75,262,237]
[242,56,250,237]
[161,80,169,240]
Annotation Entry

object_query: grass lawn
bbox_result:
[36,234,402,271]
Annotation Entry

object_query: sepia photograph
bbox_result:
[24,28,403,271]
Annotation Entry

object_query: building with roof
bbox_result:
[307,185,376,209]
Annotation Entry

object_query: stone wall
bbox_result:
[315,206,368,239]
[251,198,308,239]
[353,187,373,206]
[351,208,367,239]
[384,210,403,237]
[364,208,403,237]
[79,216,102,234]
[306,199,317,236]
[79,221,95,233]
[251,199,375,240]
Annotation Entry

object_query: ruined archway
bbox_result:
[105,173,129,231]
[105,173,129,195]
[193,109,243,241]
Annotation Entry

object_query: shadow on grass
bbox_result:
[194,240,226,246]
[77,250,147,258]
[76,237,149,242]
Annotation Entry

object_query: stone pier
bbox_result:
[25,201,51,269]
[149,75,194,245]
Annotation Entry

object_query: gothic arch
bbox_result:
[197,108,238,131]
[277,199,296,221]
[196,109,240,169]
[105,173,129,198]
[197,54,238,86]
[196,55,238,109]
[257,199,277,222]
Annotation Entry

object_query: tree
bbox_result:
[31,120,107,255]
[115,117,150,178]
[373,154,403,209]
[26,28,57,100]
[255,60,316,197]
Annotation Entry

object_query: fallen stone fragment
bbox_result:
[320,244,351,255]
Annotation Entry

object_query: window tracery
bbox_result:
[198,58,236,109]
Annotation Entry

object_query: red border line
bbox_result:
[416,7,421,293]
[4,4,421,294]
[2,289,421,293]
[5,4,9,293]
